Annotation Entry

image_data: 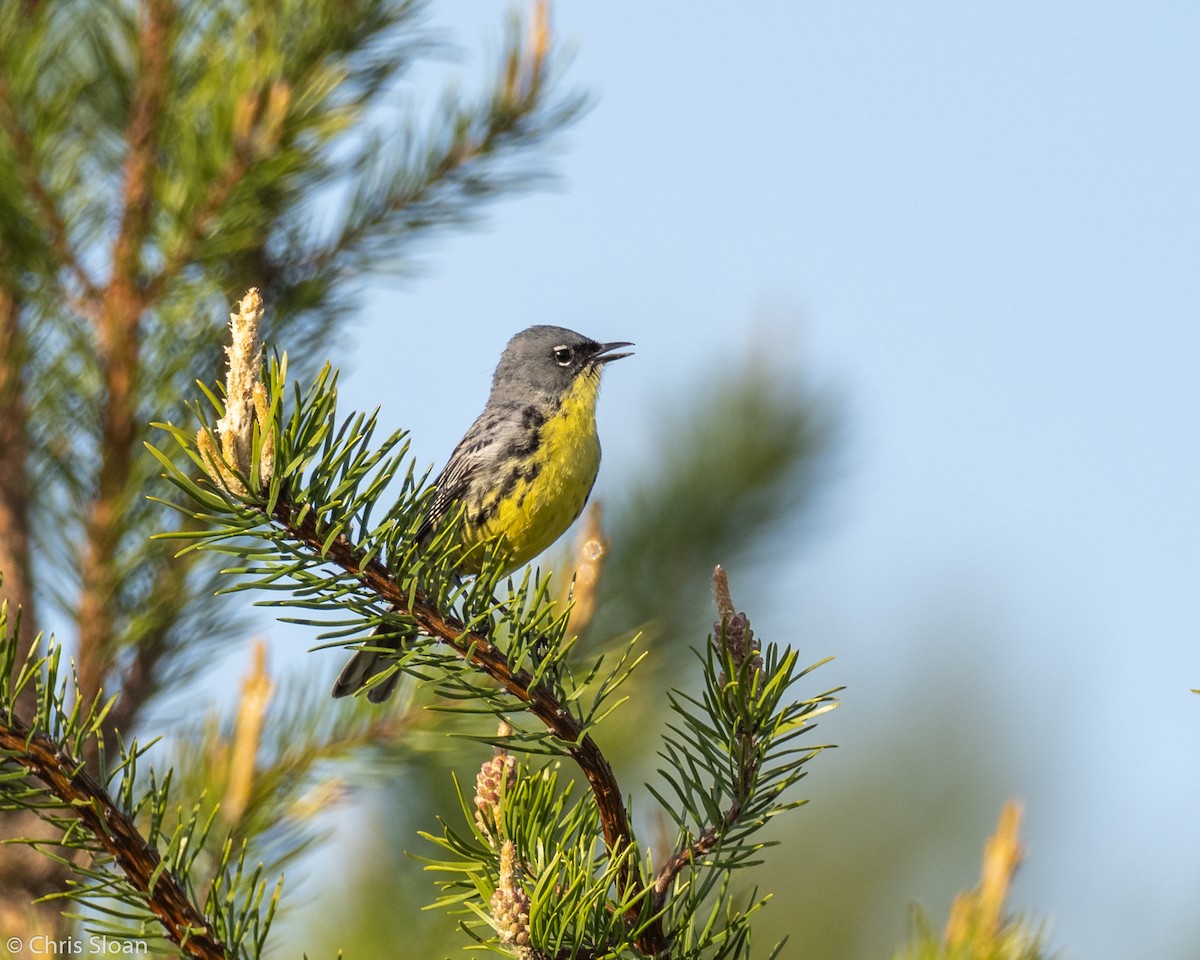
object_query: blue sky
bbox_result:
[317,3,1200,957]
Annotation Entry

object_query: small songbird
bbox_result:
[332,325,633,702]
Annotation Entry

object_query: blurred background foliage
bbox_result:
[0,0,1055,957]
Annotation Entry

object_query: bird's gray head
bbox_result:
[490,325,633,401]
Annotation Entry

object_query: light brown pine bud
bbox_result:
[475,720,516,838]
[712,566,762,686]
[491,840,532,949]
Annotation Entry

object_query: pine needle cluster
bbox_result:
[0,602,277,960]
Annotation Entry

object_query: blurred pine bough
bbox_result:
[0,0,579,944]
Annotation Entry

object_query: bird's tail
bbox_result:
[332,626,404,703]
[332,573,466,702]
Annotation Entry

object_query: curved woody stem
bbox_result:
[275,498,668,958]
[0,715,227,960]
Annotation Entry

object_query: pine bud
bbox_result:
[198,288,274,496]
[475,720,516,837]
[491,840,532,950]
[712,566,762,686]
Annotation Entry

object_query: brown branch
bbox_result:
[0,714,227,960]
[109,0,173,294]
[0,281,68,945]
[77,0,175,715]
[651,735,759,902]
[0,285,36,672]
[652,794,747,901]
[652,732,760,900]
[274,498,669,958]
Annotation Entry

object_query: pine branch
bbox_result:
[0,288,37,662]
[0,713,227,960]
[144,80,291,305]
[644,568,838,958]
[77,0,176,716]
[0,74,100,307]
[271,495,669,957]
[307,1,584,279]
[652,568,763,902]
[109,0,173,296]
[651,802,741,902]
[2,624,286,960]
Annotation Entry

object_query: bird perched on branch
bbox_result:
[333,325,633,702]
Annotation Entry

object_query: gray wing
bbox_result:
[414,402,537,544]
[331,404,536,701]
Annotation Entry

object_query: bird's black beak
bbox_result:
[591,341,634,365]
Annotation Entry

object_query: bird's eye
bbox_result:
[553,346,573,366]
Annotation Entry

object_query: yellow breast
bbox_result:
[471,373,603,573]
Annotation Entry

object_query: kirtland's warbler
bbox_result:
[332,325,632,702]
